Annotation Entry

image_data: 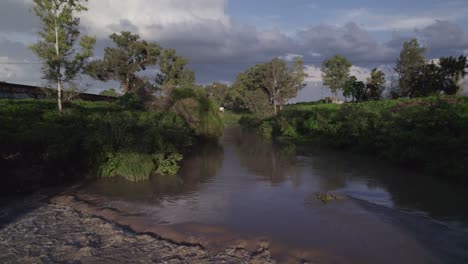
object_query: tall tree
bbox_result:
[439,55,468,95]
[321,55,352,96]
[366,68,386,100]
[87,32,161,93]
[410,62,443,97]
[395,39,426,98]
[260,57,307,114]
[31,0,95,112]
[344,76,367,102]
[156,49,195,87]
[231,64,272,116]
[231,57,307,116]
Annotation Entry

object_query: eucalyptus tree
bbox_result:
[232,57,307,115]
[260,57,307,114]
[31,0,96,111]
[395,39,426,98]
[321,55,352,97]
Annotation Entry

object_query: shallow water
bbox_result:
[80,127,468,264]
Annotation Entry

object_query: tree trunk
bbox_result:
[57,79,62,112]
[273,78,277,114]
[54,15,62,112]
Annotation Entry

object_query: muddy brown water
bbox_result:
[75,127,468,264]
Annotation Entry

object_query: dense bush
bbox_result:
[245,97,468,181]
[170,86,224,138]
[0,99,197,193]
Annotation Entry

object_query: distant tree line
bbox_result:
[320,39,467,102]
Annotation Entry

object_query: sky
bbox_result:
[0,0,468,101]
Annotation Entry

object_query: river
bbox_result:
[67,126,468,264]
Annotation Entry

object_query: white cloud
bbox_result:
[304,65,322,83]
[298,22,395,61]
[81,0,229,38]
[350,65,371,82]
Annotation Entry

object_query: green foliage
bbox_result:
[231,57,307,116]
[116,92,145,110]
[154,152,183,176]
[366,68,386,100]
[220,111,243,126]
[170,86,224,138]
[31,0,96,111]
[156,49,195,87]
[246,97,468,181]
[344,76,367,102]
[409,62,443,97]
[321,55,352,96]
[395,39,427,97]
[394,39,467,98]
[0,99,197,191]
[98,152,156,182]
[439,56,467,95]
[98,151,183,181]
[401,56,467,98]
[87,32,195,95]
[87,31,161,93]
[205,82,230,107]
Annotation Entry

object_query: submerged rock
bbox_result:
[314,193,346,204]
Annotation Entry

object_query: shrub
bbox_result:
[98,152,156,182]
[0,99,198,192]
[245,97,468,181]
[170,88,224,139]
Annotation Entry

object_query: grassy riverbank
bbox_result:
[0,99,199,193]
[241,96,468,181]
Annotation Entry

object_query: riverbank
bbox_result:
[0,192,274,264]
[240,96,468,181]
[0,98,215,194]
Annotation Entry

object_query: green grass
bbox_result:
[220,111,244,126]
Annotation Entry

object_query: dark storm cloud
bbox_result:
[0,0,38,33]
[416,20,468,58]
[297,22,395,62]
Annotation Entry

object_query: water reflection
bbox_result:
[83,142,224,203]
[231,128,299,185]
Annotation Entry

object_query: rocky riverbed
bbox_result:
[0,196,274,264]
